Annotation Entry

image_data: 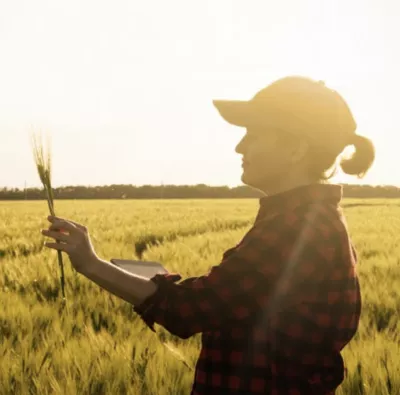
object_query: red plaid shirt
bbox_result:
[134,184,361,394]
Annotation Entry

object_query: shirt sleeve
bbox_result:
[133,212,336,339]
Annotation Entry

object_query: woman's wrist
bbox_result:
[77,254,102,276]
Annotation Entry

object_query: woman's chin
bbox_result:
[241,171,266,191]
[241,171,255,187]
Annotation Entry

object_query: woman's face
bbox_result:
[235,126,308,193]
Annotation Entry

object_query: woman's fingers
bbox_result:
[44,242,72,253]
[65,219,87,231]
[42,229,70,242]
[48,220,76,234]
[48,216,86,233]
[48,215,66,223]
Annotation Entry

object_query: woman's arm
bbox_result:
[82,257,158,305]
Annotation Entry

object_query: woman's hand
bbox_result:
[41,216,99,274]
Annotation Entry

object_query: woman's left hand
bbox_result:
[41,216,99,274]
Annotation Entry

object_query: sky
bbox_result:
[0,0,399,188]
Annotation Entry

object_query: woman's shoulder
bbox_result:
[252,201,349,245]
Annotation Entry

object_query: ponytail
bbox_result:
[340,134,375,178]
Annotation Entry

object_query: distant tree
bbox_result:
[0,183,400,200]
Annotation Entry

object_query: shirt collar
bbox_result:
[255,183,343,223]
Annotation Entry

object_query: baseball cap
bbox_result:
[213,76,357,155]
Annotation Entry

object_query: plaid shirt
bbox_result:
[134,184,361,395]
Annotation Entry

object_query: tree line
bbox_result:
[1,183,400,200]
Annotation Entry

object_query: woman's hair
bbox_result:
[306,133,376,181]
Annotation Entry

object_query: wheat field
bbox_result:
[0,199,399,394]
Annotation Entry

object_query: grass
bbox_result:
[0,198,399,394]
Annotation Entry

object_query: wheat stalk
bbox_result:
[31,132,66,299]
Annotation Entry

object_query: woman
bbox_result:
[42,76,375,394]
